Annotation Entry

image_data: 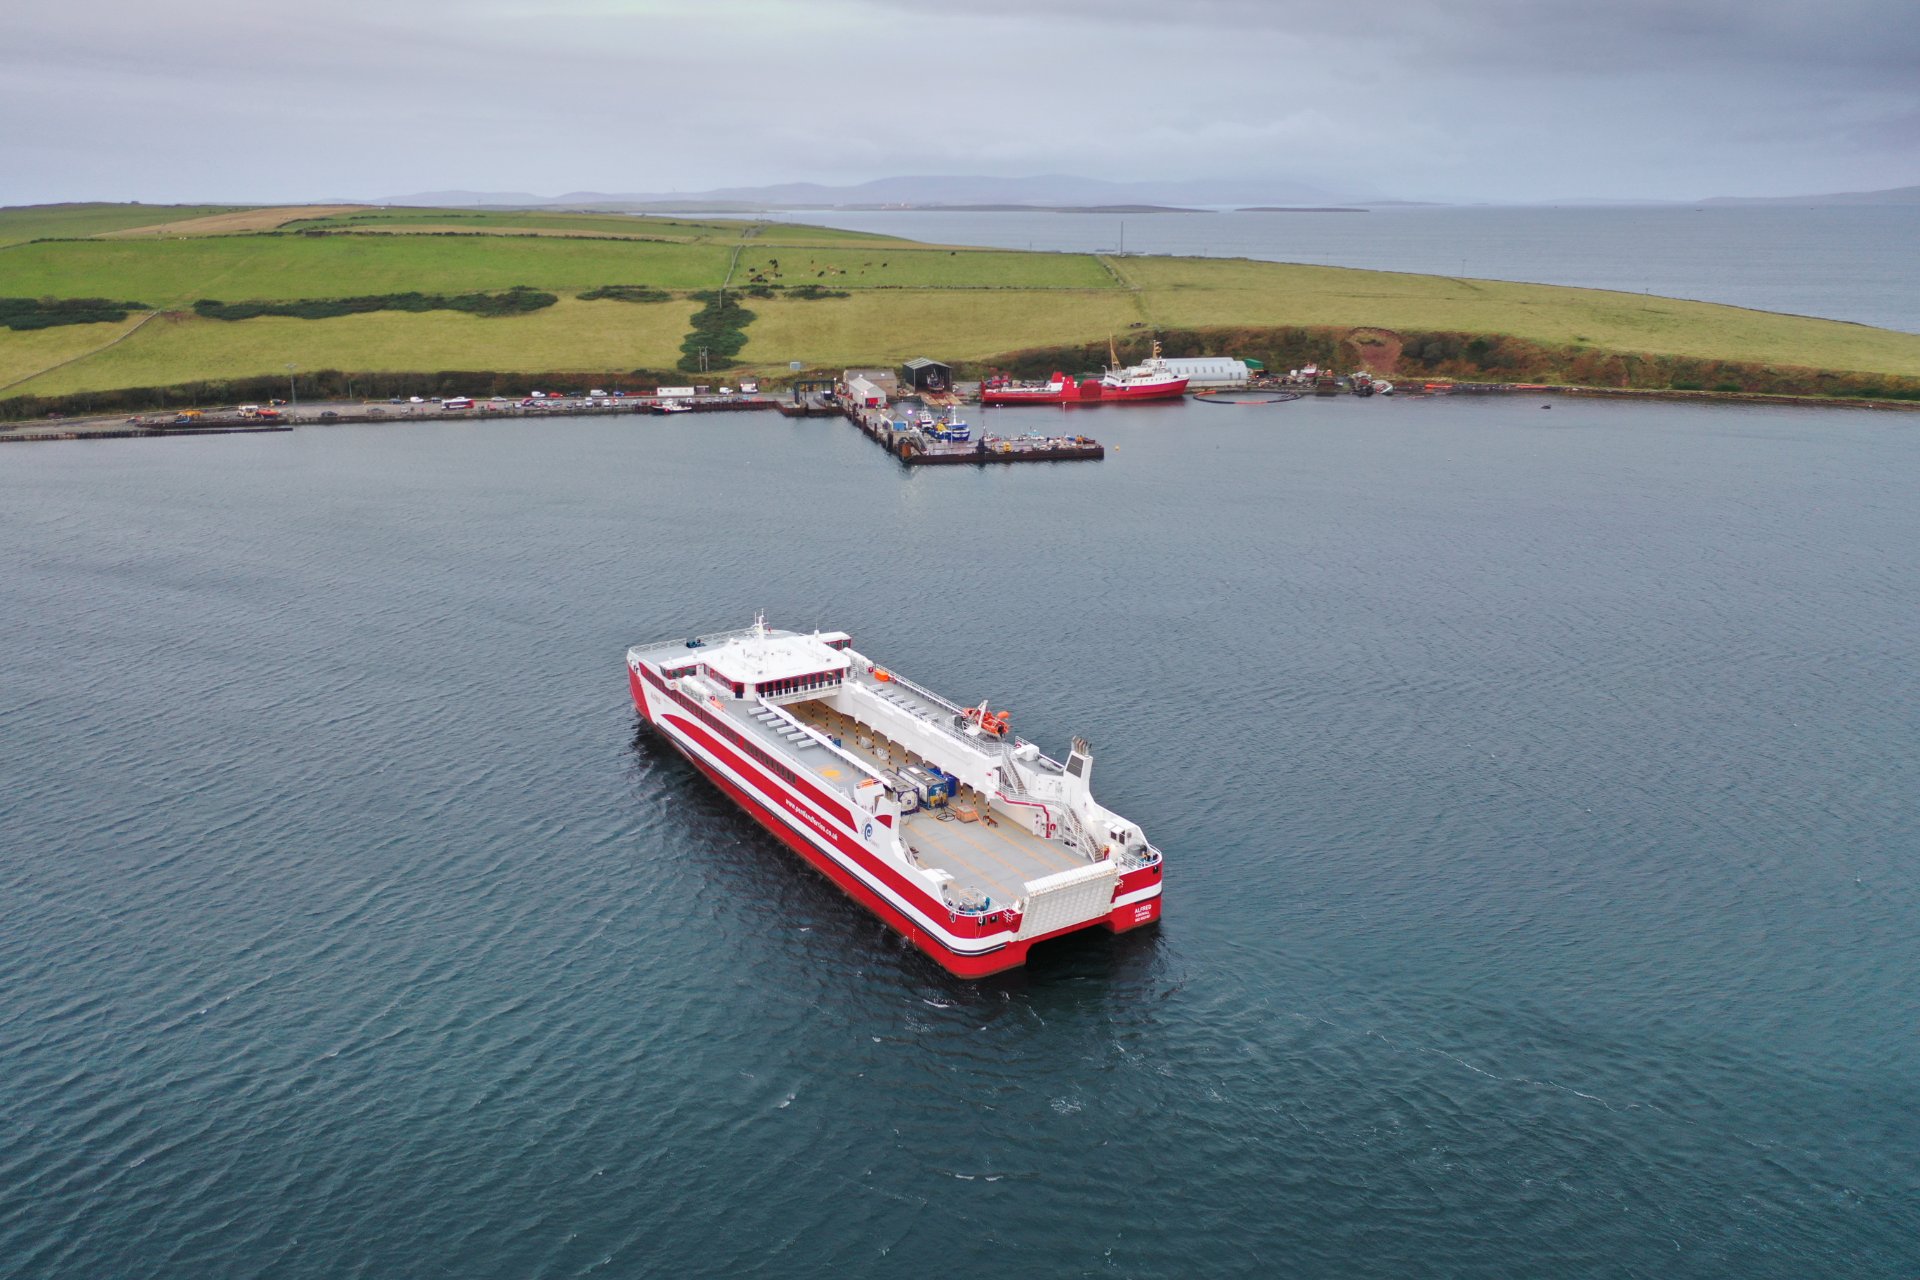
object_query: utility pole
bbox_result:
[286,362,297,411]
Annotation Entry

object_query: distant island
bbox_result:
[1699,183,1920,207]
[818,203,1211,214]
[1236,207,1370,213]
[374,172,1374,211]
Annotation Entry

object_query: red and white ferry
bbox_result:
[626,618,1163,977]
[981,340,1190,407]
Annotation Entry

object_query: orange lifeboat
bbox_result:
[963,701,1011,737]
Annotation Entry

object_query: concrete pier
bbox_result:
[842,402,1104,466]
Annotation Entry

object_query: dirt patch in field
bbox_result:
[101,205,374,238]
[1343,327,1403,373]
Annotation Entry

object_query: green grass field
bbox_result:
[0,202,251,247]
[734,245,1114,290]
[5,201,1920,402]
[0,234,737,307]
[1116,256,1920,377]
[744,290,1143,367]
[0,316,149,389]
[9,298,698,397]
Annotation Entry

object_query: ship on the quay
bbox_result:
[626,618,1163,976]
[980,340,1190,407]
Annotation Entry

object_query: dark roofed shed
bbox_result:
[899,357,951,392]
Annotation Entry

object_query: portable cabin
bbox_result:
[1159,357,1251,389]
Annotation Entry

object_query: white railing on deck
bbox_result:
[846,650,1073,772]
[850,677,996,758]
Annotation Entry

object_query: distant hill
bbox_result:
[376,174,1376,210]
[1700,184,1920,206]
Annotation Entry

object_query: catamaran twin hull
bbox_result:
[626,622,1163,977]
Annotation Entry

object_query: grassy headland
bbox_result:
[4,201,1918,413]
[0,202,255,246]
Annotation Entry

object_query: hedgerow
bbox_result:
[192,287,557,321]
[0,297,151,330]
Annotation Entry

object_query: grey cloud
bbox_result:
[2,0,1917,204]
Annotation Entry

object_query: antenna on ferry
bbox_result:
[753,610,766,641]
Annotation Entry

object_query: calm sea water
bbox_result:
[3,399,1917,1277]
[726,205,1920,334]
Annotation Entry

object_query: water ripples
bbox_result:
[1,405,1916,1277]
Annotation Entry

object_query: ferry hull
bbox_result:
[981,373,1189,407]
[627,667,1157,977]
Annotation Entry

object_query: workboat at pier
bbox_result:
[982,340,1190,407]
[627,618,1163,976]
[927,415,971,442]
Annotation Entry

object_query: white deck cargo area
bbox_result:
[783,699,1094,907]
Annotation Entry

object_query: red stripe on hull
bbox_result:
[660,711,968,929]
[1108,895,1161,933]
[669,739,1034,977]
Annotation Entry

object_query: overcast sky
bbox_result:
[5,0,1918,205]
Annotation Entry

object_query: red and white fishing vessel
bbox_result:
[981,340,1190,407]
[626,618,1163,976]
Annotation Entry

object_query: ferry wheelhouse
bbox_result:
[626,619,1163,976]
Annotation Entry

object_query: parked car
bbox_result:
[408,396,425,404]
[319,410,339,420]
[368,407,386,415]
[388,396,404,404]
